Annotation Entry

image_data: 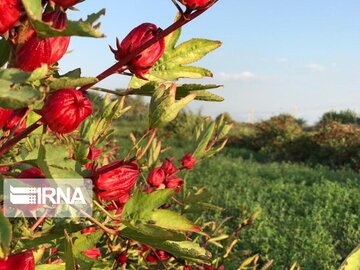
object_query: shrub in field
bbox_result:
[318,109,360,126]
[0,0,275,269]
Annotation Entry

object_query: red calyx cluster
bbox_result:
[94,161,140,201]
[180,153,196,169]
[39,88,92,134]
[15,10,70,71]
[110,23,165,79]
[147,158,186,192]
[0,250,35,270]
[178,0,210,10]
[0,0,22,34]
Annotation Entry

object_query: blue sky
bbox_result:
[60,0,360,124]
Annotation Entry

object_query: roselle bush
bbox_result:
[0,0,278,269]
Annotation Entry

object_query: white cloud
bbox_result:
[218,71,256,80]
[306,63,324,72]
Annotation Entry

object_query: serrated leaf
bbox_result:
[0,80,42,109]
[0,212,12,258]
[0,66,48,84]
[36,265,65,270]
[22,0,105,38]
[193,122,215,159]
[0,39,10,67]
[339,245,360,270]
[49,77,98,91]
[129,29,222,87]
[37,145,82,179]
[150,210,200,232]
[121,227,211,264]
[122,189,174,221]
[134,82,223,102]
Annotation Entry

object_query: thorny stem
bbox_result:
[78,0,218,93]
[30,209,48,231]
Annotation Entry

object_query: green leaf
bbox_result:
[122,189,175,221]
[0,66,48,84]
[0,39,10,67]
[22,0,105,38]
[71,231,103,259]
[64,230,76,270]
[37,145,83,179]
[36,265,65,270]
[129,35,221,87]
[193,122,215,159]
[61,68,82,79]
[0,212,12,258]
[121,227,211,264]
[150,210,200,232]
[339,245,360,270]
[0,80,42,109]
[133,82,223,102]
[49,77,98,91]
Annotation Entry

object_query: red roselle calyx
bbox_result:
[180,153,196,169]
[39,88,92,134]
[178,0,210,10]
[52,0,80,8]
[94,161,140,201]
[0,107,13,128]
[0,0,22,34]
[3,108,27,135]
[83,248,101,259]
[15,10,70,71]
[116,252,128,265]
[147,167,165,188]
[0,250,35,270]
[110,23,165,79]
[161,159,177,175]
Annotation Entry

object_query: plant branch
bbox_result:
[78,1,218,93]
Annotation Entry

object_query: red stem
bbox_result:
[0,121,42,157]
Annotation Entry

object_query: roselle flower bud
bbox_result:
[3,108,27,135]
[180,153,196,169]
[145,253,158,263]
[40,88,92,134]
[94,161,140,201]
[147,167,165,188]
[81,227,97,234]
[178,0,210,10]
[0,250,35,270]
[165,176,183,192]
[111,23,165,79]
[0,0,22,34]
[0,107,12,128]
[52,0,80,8]
[83,247,101,259]
[15,10,70,71]
[116,252,128,265]
[161,159,177,175]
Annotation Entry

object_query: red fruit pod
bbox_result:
[180,153,196,170]
[178,0,210,10]
[83,247,101,259]
[116,252,128,265]
[52,0,80,8]
[81,227,97,234]
[3,108,27,135]
[94,161,140,201]
[0,250,35,270]
[15,10,70,71]
[165,176,183,192]
[0,107,13,128]
[161,159,177,175]
[39,88,92,134]
[0,0,22,34]
[111,23,165,79]
[147,167,165,188]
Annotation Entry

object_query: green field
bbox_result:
[186,147,360,270]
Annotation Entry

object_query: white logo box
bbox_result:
[3,178,93,218]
